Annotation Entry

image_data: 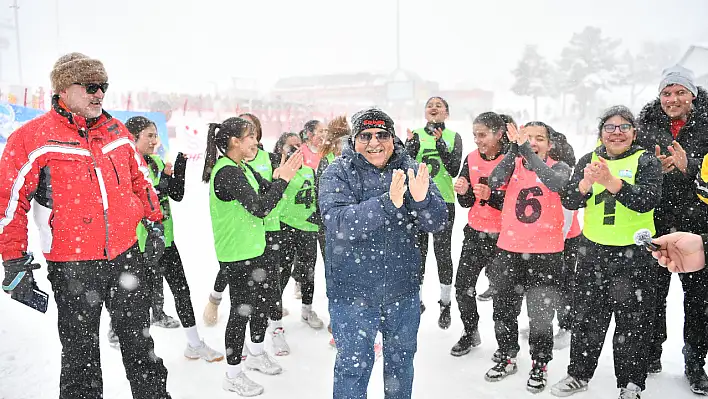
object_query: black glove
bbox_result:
[2,253,41,302]
[143,220,166,264]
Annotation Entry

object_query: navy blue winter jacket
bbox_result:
[319,140,448,305]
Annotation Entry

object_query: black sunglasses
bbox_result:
[355,131,393,144]
[603,123,632,133]
[74,82,109,94]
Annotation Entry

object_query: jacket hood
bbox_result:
[639,86,708,128]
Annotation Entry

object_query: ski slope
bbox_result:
[0,133,698,399]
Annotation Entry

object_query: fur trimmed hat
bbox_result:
[50,52,108,93]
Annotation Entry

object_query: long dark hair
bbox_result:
[239,113,263,143]
[525,121,576,167]
[499,114,517,129]
[300,120,320,143]
[125,116,156,141]
[201,117,253,183]
[473,111,510,153]
[274,132,300,155]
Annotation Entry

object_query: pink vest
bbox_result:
[497,157,565,254]
[466,150,503,233]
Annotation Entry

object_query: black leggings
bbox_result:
[419,202,456,286]
[147,244,196,327]
[222,255,270,365]
[279,223,317,306]
[491,250,562,363]
[212,231,284,321]
[455,226,499,334]
[556,235,581,331]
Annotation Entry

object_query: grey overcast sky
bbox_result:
[1,0,707,94]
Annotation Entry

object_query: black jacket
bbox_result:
[636,87,708,234]
[146,153,187,203]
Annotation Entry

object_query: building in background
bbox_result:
[270,69,494,126]
[680,44,708,87]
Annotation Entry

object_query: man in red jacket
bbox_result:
[0,53,172,399]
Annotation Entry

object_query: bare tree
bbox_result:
[511,45,552,119]
[557,26,621,119]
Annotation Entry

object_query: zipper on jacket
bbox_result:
[89,153,111,260]
[109,157,120,184]
[146,187,156,211]
[47,139,81,145]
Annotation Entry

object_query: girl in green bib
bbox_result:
[273,131,325,330]
[106,116,223,363]
[202,113,292,356]
[201,117,302,396]
[405,96,463,328]
[552,106,662,398]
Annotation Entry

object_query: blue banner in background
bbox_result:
[0,102,170,158]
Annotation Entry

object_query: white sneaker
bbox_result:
[619,383,641,399]
[294,282,302,299]
[302,310,324,329]
[245,351,283,375]
[271,328,290,356]
[184,340,224,362]
[554,328,571,350]
[485,356,518,382]
[550,375,589,397]
[222,372,264,396]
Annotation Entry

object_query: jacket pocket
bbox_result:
[109,157,120,185]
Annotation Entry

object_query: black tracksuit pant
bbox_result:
[567,238,656,390]
[222,255,270,365]
[557,235,581,331]
[279,222,316,306]
[491,250,562,363]
[47,244,170,399]
[213,231,284,321]
[418,202,456,287]
[147,243,196,327]
[454,225,499,334]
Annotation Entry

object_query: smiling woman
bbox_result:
[598,106,637,157]
[555,105,663,397]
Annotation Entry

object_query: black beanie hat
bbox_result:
[351,108,395,137]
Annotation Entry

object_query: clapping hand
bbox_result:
[390,169,407,208]
[274,151,303,182]
[408,163,430,202]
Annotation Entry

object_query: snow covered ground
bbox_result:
[0,134,699,399]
